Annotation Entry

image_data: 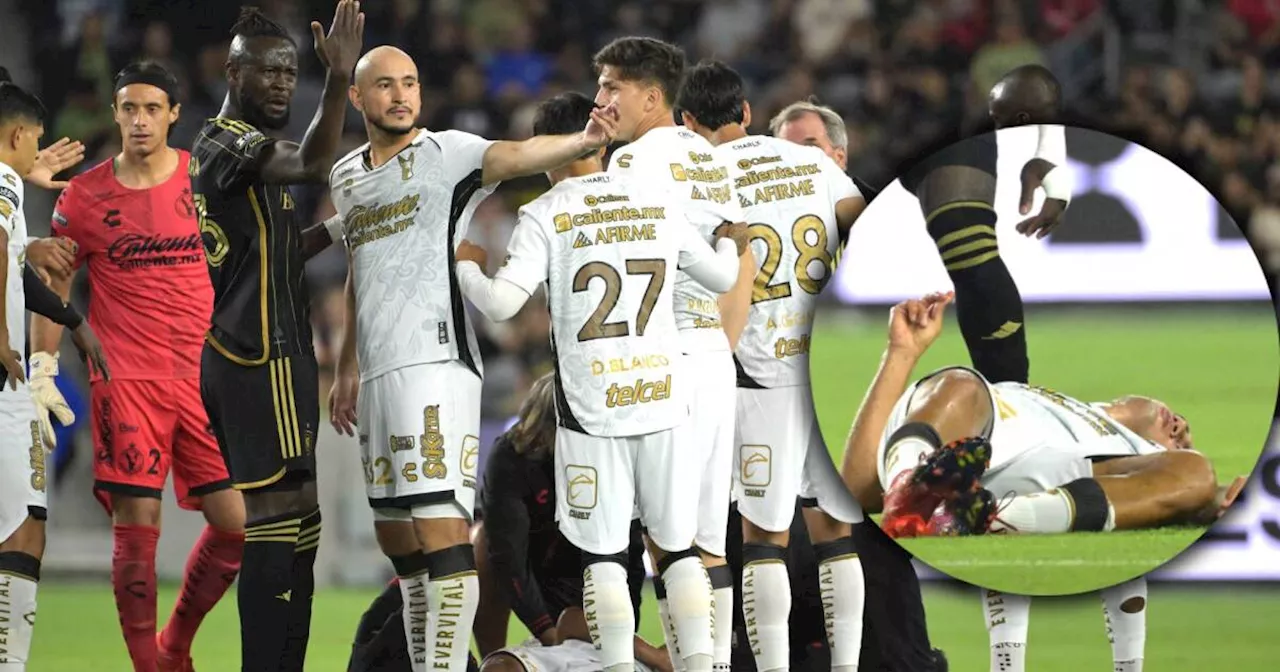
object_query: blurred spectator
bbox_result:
[53,77,116,157]
[968,9,1046,101]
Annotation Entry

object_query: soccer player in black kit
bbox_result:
[190,4,363,670]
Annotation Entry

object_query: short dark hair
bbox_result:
[0,81,48,126]
[677,59,746,130]
[231,6,294,44]
[592,37,685,107]
[0,66,11,84]
[114,61,181,106]
[533,92,595,137]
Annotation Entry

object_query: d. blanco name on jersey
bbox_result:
[329,129,497,382]
[986,382,1166,474]
[718,135,859,388]
[496,173,701,437]
[0,161,27,386]
[608,126,743,352]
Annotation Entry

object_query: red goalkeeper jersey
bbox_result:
[51,151,212,381]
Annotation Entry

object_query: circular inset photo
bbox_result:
[816,125,1278,596]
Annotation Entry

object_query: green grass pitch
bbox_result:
[26,304,1280,669]
[810,303,1279,595]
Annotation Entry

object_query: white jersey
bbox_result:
[718,135,860,388]
[497,173,723,437]
[329,129,497,382]
[0,162,27,384]
[986,382,1166,473]
[608,126,744,353]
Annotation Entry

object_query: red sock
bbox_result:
[160,525,244,654]
[113,524,160,672]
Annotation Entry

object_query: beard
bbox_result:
[237,91,291,131]
[370,115,416,137]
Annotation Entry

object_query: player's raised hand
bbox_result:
[887,291,954,358]
[713,221,750,256]
[25,237,76,281]
[70,322,110,381]
[583,102,620,149]
[311,0,365,75]
[26,137,86,190]
[1015,159,1067,239]
[455,240,488,269]
[328,369,359,436]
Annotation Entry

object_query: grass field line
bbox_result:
[928,557,1171,568]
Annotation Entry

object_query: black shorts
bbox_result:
[200,343,320,490]
[899,132,998,195]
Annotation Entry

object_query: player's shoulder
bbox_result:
[0,160,23,204]
[420,128,493,154]
[330,142,370,185]
[194,117,271,157]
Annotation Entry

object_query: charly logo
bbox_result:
[739,445,772,488]
[565,465,598,510]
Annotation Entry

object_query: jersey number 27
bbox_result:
[750,214,834,304]
[573,259,666,342]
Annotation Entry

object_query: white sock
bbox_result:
[426,570,479,671]
[585,561,636,671]
[660,556,714,671]
[983,588,1031,672]
[989,489,1073,533]
[741,557,790,672]
[1102,577,1147,672]
[657,594,687,672]
[883,436,936,489]
[817,550,864,670]
[710,582,733,672]
[0,571,38,670]
[398,573,429,672]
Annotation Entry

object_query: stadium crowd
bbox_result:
[6,0,1280,446]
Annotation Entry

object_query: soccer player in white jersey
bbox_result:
[676,60,868,672]
[454,91,745,672]
[590,38,754,672]
[325,47,620,672]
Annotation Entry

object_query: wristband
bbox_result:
[1040,165,1073,204]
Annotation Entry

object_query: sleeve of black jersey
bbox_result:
[24,264,82,328]
[199,121,279,193]
[480,440,556,637]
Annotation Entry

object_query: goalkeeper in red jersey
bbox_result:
[30,62,245,672]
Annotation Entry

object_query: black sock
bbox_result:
[239,513,302,672]
[279,507,322,671]
[926,204,1029,384]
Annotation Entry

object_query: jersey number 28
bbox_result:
[750,214,834,304]
[573,259,666,342]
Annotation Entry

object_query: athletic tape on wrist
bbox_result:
[324,215,345,244]
[1040,166,1073,204]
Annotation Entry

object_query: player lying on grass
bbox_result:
[840,293,1246,538]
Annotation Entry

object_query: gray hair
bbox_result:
[769,100,847,150]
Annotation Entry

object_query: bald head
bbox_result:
[350,46,421,138]
[988,64,1062,129]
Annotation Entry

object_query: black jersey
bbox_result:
[190,117,314,366]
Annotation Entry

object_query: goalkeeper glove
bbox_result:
[29,351,74,449]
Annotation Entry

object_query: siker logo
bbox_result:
[103,209,122,228]
[174,187,195,218]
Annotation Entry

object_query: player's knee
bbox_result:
[741,541,787,568]
[243,479,315,522]
[741,517,790,547]
[581,550,629,575]
[479,653,525,672]
[0,513,46,558]
[0,549,41,584]
[200,488,246,532]
[410,502,470,552]
[424,542,477,580]
[111,494,163,527]
[1166,449,1217,509]
[918,368,992,418]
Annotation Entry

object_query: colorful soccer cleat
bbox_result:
[881,436,993,539]
[929,487,998,536]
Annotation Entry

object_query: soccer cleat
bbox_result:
[929,488,998,536]
[881,437,993,539]
[157,633,196,672]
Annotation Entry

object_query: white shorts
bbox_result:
[486,639,656,672]
[683,351,735,557]
[0,392,46,543]
[358,360,481,522]
[555,426,697,556]
[734,385,864,532]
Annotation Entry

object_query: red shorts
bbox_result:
[91,378,231,513]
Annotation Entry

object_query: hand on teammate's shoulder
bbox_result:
[714,221,750,256]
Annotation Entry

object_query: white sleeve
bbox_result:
[457,262,532,322]
[1033,124,1067,165]
[494,208,552,294]
[677,225,740,293]
[437,129,498,186]
[0,178,20,237]
[820,153,862,212]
